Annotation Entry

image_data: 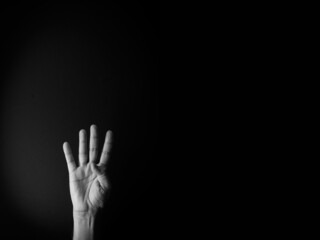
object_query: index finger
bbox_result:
[99,130,113,166]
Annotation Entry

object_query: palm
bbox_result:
[63,125,113,214]
[70,164,107,212]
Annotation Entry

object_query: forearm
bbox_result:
[73,211,96,240]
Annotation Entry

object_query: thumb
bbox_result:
[91,163,109,189]
[98,174,109,190]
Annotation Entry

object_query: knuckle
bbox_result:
[90,147,98,152]
[102,151,109,156]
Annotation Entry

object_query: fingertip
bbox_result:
[107,130,113,139]
[79,129,86,135]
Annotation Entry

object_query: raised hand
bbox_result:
[63,125,113,215]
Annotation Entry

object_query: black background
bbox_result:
[0,2,178,239]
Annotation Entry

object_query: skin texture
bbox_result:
[63,125,113,240]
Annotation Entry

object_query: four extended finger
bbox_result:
[79,129,88,165]
[63,142,76,172]
[90,124,99,163]
[99,130,113,166]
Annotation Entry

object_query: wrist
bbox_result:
[73,209,97,219]
[73,211,96,240]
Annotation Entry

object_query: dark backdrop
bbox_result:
[0,2,170,239]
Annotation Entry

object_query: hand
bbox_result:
[63,125,113,215]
